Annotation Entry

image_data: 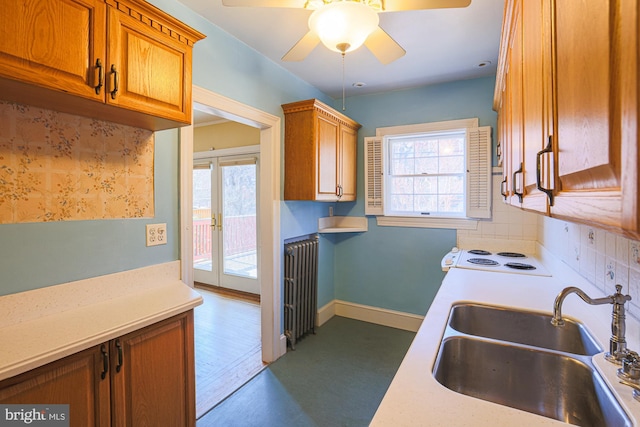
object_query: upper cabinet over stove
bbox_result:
[494,0,639,239]
[0,0,205,131]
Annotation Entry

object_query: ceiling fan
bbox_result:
[221,0,472,64]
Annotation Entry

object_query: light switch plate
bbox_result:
[146,223,167,246]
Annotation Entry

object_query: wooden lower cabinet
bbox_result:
[0,345,111,426]
[0,311,195,427]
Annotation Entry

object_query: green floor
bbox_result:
[197,316,416,427]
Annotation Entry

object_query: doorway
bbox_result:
[193,151,260,295]
[179,86,284,363]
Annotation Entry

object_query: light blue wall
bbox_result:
[0,129,180,296]
[0,0,336,300]
[0,0,497,321]
[329,77,498,315]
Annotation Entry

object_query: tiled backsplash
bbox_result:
[457,173,538,252]
[456,172,640,319]
[538,215,640,319]
[0,101,155,223]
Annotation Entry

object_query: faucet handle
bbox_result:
[619,378,640,402]
[618,351,640,381]
[613,284,632,303]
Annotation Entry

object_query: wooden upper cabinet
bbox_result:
[551,0,638,236]
[0,345,111,427]
[105,0,194,124]
[283,99,361,202]
[339,124,358,200]
[521,0,550,214]
[0,0,204,131]
[0,0,107,102]
[494,0,639,237]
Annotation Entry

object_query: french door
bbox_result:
[193,153,259,294]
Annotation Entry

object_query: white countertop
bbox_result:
[371,256,640,426]
[0,261,202,382]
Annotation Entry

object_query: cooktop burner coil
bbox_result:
[468,249,492,256]
[467,258,500,266]
[497,252,527,258]
[505,262,536,270]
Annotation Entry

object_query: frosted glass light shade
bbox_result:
[308,2,379,54]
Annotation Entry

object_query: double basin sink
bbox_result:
[433,303,632,426]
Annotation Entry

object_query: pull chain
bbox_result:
[342,52,346,111]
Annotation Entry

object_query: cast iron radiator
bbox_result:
[284,235,319,350]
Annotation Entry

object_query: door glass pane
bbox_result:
[222,164,257,278]
[193,167,212,272]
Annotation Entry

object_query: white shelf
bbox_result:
[318,216,368,233]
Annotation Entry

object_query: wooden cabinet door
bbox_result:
[507,1,524,208]
[0,345,111,427]
[551,0,623,229]
[0,0,106,101]
[339,125,357,201]
[110,312,195,427]
[106,5,191,123]
[316,115,340,201]
[521,0,550,213]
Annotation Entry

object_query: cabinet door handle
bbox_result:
[95,59,104,95]
[336,185,343,199]
[218,213,222,231]
[115,339,123,373]
[210,216,217,228]
[100,344,109,380]
[512,162,523,203]
[110,64,119,100]
[536,136,555,206]
[500,177,508,200]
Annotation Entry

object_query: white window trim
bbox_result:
[366,118,492,230]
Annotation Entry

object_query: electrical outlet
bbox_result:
[146,223,167,246]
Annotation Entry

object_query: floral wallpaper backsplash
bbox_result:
[0,101,154,223]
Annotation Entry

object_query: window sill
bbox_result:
[375,216,479,230]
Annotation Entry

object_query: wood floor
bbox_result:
[194,285,267,419]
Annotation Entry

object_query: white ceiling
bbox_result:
[178,0,504,100]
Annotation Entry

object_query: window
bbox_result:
[385,130,466,217]
[365,119,491,228]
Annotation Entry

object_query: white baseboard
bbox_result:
[279,334,287,357]
[317,299,424,332]
[317,300,336,326]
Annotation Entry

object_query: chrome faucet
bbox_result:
[551,284,632,364]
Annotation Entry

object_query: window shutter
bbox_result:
[466,126,492,219]
[364,136,384,215]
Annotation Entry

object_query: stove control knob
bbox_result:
[451,247,459,253]
[445,258,453,266]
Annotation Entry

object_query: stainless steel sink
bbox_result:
[432,303,631,426]
[448,303,602,355]
[433,337,631,426]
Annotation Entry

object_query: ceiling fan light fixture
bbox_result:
[308,1,379,54]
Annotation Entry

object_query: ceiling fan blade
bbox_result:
[364,27,406,64]
[222,0,306,7]
[282,31,321,62]
[380,0,471,12]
